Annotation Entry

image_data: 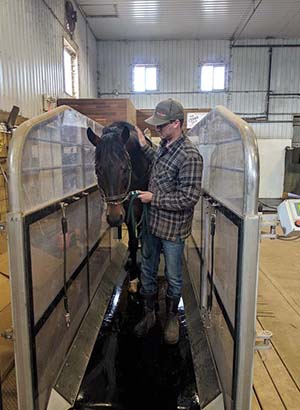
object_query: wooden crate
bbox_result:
[0,131,10,158]
[57,98,137,126]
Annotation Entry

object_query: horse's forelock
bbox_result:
[95,130,127,166]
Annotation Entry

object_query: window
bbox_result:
[133,64,158,92]
[63,39,79,97]
[200,63,225,92]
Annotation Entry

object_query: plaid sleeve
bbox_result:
[152,154,203,210]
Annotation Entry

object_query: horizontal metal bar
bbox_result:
[24,185,98,221]
[231,44,300,48]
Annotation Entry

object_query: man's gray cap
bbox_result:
[145,98,184,126]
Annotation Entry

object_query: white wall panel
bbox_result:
[231,47,269,91]
[271,47,300,93]
[270,97,300,114]
[0,0,97,119]
[251,122,293,139]
[257,139,291,198]
[229,93,266,115]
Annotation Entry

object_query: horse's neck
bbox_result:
[126,135,150,189]
[126,135,146,166]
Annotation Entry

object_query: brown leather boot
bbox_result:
[134,293,156,337]
[164,296,180,344]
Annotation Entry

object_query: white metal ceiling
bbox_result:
[77,0,300,40]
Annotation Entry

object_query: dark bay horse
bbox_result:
[87,121,152,292]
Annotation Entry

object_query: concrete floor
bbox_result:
[1,230,300,409]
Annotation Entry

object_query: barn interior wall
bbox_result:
[97,38,300,198]
[97,38,300,140]
[0,0,98,119]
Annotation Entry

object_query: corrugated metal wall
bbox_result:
[97,38,300,139]
[97,40,229,108]
[0,0,98,119]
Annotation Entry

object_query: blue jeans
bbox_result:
[140,232,185,298]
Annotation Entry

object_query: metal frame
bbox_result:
[7,106,108,410]
[187,105,260,409]
[8,185,109,409]
[8,212,35,409]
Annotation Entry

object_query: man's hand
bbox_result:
[138,191,153,203]
[135,126,147,147]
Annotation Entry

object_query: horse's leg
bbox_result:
[126,221,140,293]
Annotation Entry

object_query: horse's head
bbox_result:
[87,124,131,227]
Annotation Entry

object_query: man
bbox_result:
[134,98,203,345]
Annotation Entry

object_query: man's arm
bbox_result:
[135,126,156,162]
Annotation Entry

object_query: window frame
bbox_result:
[132,64,159,93]
[63,38,79,98]
[199,62,227,92]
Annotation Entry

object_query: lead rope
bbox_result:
[208,212,216,313]
[60,202,71,328]
[126,191,151,259]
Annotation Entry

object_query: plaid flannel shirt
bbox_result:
[142,134,203,241]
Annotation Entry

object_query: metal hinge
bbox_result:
[255,329,272,350]
[1,327,14,340]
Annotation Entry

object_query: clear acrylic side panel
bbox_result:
[188,106,259,217]
[209,210,239,410]
[35,267,89,410]
[9,107,103,213]
[214,212,238,326]
[189,117,244,216]
[187,199,238,409]
[186,199,202,304]
[29,190,108,409]
[88,191,105,249]
[88,191,111,298]
[188,107,259,409]
[30,198,87,324]
[7,107,112,410]
[185,238,201,305]
[89,230,111,298]
[207,293,234,410]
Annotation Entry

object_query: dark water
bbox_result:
[73,279,200,410]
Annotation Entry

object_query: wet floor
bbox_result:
[73,278,200,410]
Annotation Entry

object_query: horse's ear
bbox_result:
[87,127,101,147]
[120,126,130,145]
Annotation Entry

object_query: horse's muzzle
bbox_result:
[106,204,125,227]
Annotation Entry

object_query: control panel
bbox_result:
[278,199,300,236]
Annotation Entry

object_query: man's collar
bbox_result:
[160,133,185,150]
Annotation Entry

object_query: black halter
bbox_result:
[99,153,132,205]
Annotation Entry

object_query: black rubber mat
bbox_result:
[73,278,200,410]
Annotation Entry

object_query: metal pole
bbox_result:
[265,47,273,120]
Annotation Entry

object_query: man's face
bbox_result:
[156,120,177,141]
